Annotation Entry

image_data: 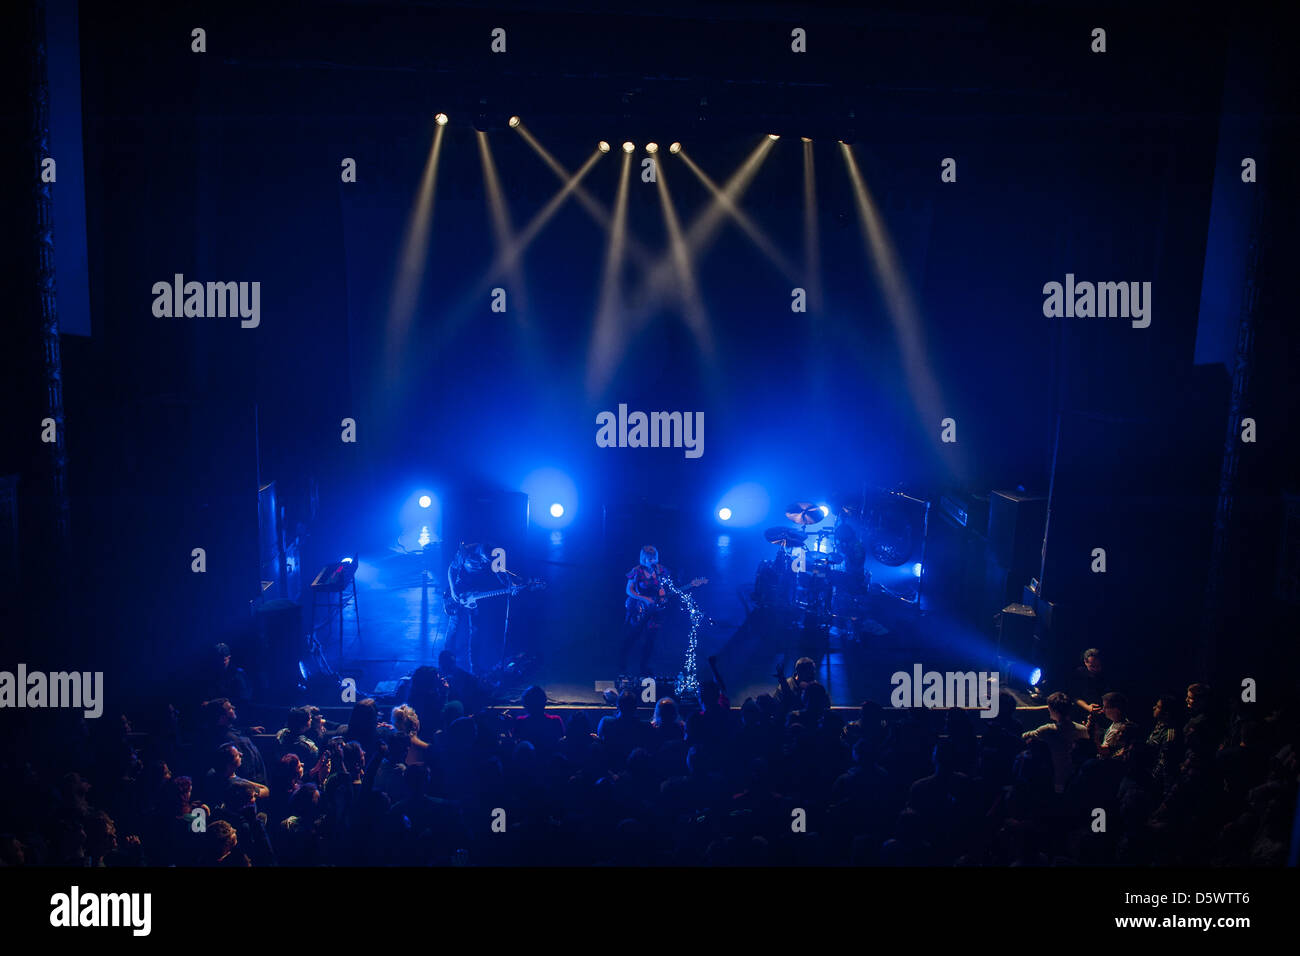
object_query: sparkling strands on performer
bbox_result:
[620,544,706,678]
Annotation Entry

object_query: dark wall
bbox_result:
[5,1,1294,692]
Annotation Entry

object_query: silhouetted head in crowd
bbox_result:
[169,776,195,814]
[802,681,829,717]
[995,690,1019,724]
[391,704,420,735]
[304,706,326,740]
[224,779,259,811]
[84,811,118,862]
[340,741,365,779]
[1102,692,1128,722]
[1153,694,1182,724]
[945,705,974,736]
[1083,648,1103,675]
[653,697,680,727]
[1046,691,1072,723]
[1186,683,1211,714]
[288,782,320,818]
[284,706,311,735]
[346,699,379,742]
[740,697,760,727]
[616,690,638,717]
[522,685,549,716]
[203,697,238,729]
[565,712,592,738]
[793,657,817,684]
[217,743,241,775]
[208,820,238,861]
[277,753,303,788]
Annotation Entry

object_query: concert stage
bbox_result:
[4,0,1298,896]
[310,500,1004,713]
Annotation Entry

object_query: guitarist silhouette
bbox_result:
[445,542,504,674]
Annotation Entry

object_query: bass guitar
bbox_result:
[447,578,546,611]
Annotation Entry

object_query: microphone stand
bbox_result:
[498,568,522,670]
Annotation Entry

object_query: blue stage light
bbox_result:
[522,467,576,528]
[715,482,771,528]
[1029,667,1043,687]
[912,562,923,577]
[399,490,441,552]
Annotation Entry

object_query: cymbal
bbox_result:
[765,526,807,546]
[785,502,826,525]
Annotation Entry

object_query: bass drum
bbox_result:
[863,499,914,567]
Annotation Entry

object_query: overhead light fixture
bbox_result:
[434,112,449,126]
[801,136,813,143]
[508,115,521,128]
[598,141,611,153]
[768,133,780,141]
[622,141,635,153]
[669,142,681,154]
[645,142,659,154]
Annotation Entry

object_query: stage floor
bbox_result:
[313,538,1006,712]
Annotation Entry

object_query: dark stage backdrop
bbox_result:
[11,1,1291,694]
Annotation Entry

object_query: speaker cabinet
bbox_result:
[988,490,1047,579]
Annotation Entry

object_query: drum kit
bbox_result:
[751,488,929,640]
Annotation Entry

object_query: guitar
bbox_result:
[626,575,708,624]
[448,578,546,610]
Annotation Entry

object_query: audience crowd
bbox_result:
[0,647,1295,866]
